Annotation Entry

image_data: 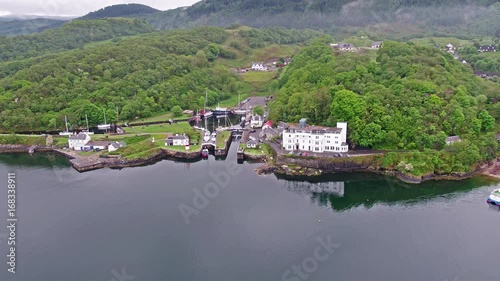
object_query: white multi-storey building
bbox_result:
[282,119,348,153]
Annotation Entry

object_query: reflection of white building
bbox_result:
[282,119,348,153]
[285,181,345,197]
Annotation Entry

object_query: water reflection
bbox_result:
[277,173,498,212]
[0,152,70,168]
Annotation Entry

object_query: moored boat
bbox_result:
[201,148,209,159]
[487,189,500,206]
[212,103,233,116]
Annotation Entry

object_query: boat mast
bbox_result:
[103,109,107,124]
[65,116,69,132]
[85,114,89,130]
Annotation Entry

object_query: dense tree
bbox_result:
[272,40,499,153]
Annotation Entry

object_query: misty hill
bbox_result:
[143,0,500,38]
[0,18,155,62]
[78,4,160,20]
[0,18,65,36]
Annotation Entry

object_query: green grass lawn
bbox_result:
[0,134,46,146]
[128,112,190,125]
[409,36,471,48]
[241,71,277,85]
[244,147,265,155]
[124,122,194,134]
[216,131,232,147]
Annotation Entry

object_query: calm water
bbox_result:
[0,142,499,281]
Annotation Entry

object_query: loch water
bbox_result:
[0,141,499,281]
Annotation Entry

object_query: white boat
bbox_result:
[210,132,217,142]
[487,189,500,206]
[233,109,247,115]
[98,109,111,130]
[203,130,211,142]
[59,116,73,136]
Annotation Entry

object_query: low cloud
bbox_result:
[0,0,200,17]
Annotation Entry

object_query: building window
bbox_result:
[315,147,319,151]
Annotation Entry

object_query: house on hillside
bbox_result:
[338,43,355,51]
[282,118,348,153]
[165,134,189,146]
[478,45,496,52]
[251,62,268,71]
[371,41,383,49]
[445,43,456,54]
[446,136,462,145]
[68,133,91,150]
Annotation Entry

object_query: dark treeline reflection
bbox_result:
[0,153,70,168]
[276,173,497,212]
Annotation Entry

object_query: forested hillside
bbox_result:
[0,18,65,36]
[271,40,499,152]
[0,26,320,132]
[0,18,155,62]
[78,4,160,20]
[144,0,500,38]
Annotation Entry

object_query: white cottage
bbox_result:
[251,62,268,71]
[282,119,348,153]
[68,133,91,150]
[165,135,189,146]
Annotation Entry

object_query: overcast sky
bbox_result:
[0,0,201,17]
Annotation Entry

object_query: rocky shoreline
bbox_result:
[1,144,496,183]
[254,153,492,184]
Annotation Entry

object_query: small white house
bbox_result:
[247,139,258,149]
[68,133,91,150]
[108,141,126,152]
[82,141,109,151]
[165,135,189,146]
[371,41,383,49]
[251,62,268,71]
[251,115,263,128]
[446,136,461,145]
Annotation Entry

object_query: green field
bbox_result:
[216,131,232,147]
[124,122,194,134]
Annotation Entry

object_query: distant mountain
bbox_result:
[0,18,65,36]
[78,3,160,20]
[142,0,500,38]
[0,18,155,62]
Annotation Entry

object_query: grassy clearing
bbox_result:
[409,36,471,47]
[124,122,194,134]
[128,112,190,125]
[244,147,265,155]
[241,71,277,84]
[216,131,232,147]
[0,134,45,146]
